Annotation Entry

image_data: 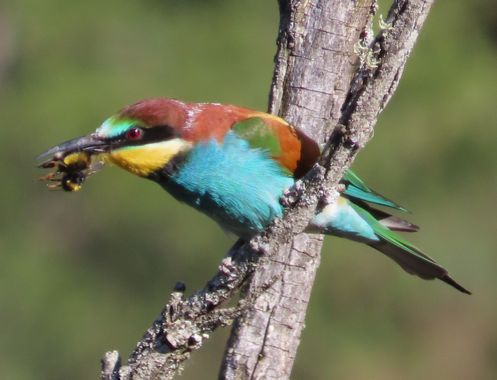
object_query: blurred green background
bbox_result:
[1,0,496,379]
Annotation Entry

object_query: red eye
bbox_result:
[125,127,143,141]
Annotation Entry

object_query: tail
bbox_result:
[349,203,471,294]
[312,175,471,295]
[369,240,471,294]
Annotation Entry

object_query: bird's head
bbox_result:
[39,99,194,179]
[92,114,192,177]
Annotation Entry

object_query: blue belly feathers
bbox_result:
[166,132,293,238]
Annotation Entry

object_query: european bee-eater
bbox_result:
[39,98,470,294]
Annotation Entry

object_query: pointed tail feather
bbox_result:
[369,240,471,294]
[348,202,471,294]
[440,273,472,295]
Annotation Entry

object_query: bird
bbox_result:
[38,98,470,294]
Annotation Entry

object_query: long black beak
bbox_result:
[37,133,109,162]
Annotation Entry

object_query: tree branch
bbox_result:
[220,0,435,378]
[100,1,435,379]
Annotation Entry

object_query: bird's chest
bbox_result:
[156,134,294,238]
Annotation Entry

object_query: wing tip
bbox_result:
[380,216,419,232]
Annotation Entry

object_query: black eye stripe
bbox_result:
[141,125,176,141]
[112,125,177,147]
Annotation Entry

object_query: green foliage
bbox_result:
[0,1,496,379]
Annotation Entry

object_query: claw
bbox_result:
[38,160,57,169]
[39,172,56,182]
[47,183,62,190]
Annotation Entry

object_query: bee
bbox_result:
[38,151,103,192]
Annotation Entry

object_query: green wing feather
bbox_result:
[232,117,282,156]
[342,170,408,212]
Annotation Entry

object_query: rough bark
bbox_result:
[220,0,435,378]
[100,1,435,379]
[220,1,375,377]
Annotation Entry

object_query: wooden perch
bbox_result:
[100,1,435,379]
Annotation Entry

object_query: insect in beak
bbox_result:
[37,134,108,192]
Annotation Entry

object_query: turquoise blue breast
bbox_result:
[162,132,294,238]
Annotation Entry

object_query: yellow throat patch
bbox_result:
[108,139,192,177]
